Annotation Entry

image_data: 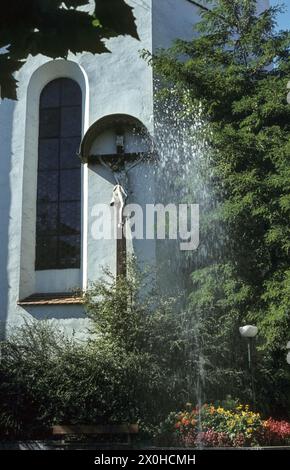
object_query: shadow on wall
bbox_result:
[0,99,15,339]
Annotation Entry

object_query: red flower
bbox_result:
[263,418,290,445]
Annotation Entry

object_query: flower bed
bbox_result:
[157,404,290,447]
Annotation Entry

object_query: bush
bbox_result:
[0,321,144,437]
[84,263,189,427]
[0,265,188,438]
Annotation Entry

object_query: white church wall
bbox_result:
[1,0,154,336]
[126,161,156,269]
[0,99,16,338]
[0,0,269,337]
[0,63,34,336]
[152,0,201,51]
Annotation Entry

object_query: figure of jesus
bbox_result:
[110,183,128,276]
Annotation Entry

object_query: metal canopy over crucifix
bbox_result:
[79,114,154,277]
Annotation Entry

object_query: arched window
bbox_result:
[35,78,82,270]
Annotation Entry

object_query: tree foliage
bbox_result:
[152,0,290,415]
[0,0,138,99]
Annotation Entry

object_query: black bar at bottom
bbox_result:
[0,448,289,467]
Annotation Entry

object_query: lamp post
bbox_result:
[287,341,290,365]
[239,325,258,407]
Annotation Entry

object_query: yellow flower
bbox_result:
[227,419,235,429]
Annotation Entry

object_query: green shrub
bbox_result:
[0,265,188,438]
[84,263,189,427]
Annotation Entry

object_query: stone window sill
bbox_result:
[17,293,84,306]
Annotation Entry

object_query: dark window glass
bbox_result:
[61,80,82,106]
[36,237,58,270]
[60,170,81,201]
[40,80,61,108]
[36,78,82,270]
[38,139,59,170]
[58,235,81,269]
[60,138,81,169]
[60,202,81,235]
[37,171,58,202]
[39,108,60,138]
[37,203,58,235]
[61,106,82,137]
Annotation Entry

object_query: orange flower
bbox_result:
[191,419,197,426]
[174,422,181,429]
[182,417,190,426]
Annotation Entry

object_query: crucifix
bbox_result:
[79,115,154,279]
[98,129,146,277]
[110,181,128,277]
